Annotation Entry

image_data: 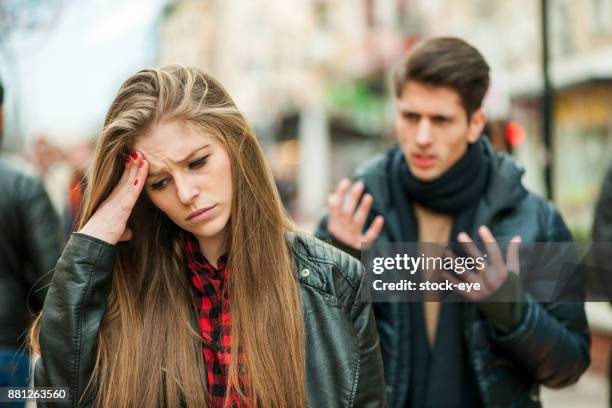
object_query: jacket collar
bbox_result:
[357,138,528,240]
[470,138,528,236]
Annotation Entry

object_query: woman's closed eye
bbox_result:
[188,155,209,169]
[151,178,169,190]
[149,155,210,191]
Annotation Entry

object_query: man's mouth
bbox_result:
[411,153,437,169]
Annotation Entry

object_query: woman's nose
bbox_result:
[175,179,199,205]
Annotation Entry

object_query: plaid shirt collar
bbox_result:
[183,232,243,408]
[183,232,229,286]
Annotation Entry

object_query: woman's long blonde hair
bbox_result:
[31,65,306,407]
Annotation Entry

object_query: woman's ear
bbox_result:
[467,109,486,144]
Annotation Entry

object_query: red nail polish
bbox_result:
[133,179,139,186]
[132,151,138,159]
[126,156,131,164]
[139,160,145,168]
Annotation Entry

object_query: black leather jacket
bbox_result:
[34,231,387,407]
[0,158,61,347]
[316,141,591,408]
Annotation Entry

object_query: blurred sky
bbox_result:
[0,0,169,148]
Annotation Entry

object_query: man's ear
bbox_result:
[467,109,486,144]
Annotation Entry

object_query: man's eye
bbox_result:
[189,155,209,169]
[403,112,420,122]
[432,116,450,124]
[151,178,169,190]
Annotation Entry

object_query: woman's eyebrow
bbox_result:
[147,144,210,178]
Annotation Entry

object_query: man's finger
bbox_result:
[478,225,505,275]
[334,178,351,196]
[334,179,354,225]
[506,236,522,276]
[353,194,373,233]
[342,181,364,215]
[327,193,341,209]
[327,193,342,224]
[457,232,484,259]
[443,271,481,301]
[362,215,384,248]
[444,249,468,280]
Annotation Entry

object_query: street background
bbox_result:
[1,0,611,406]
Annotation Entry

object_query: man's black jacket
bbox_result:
[316,140,590,408]
[0,158,62,347]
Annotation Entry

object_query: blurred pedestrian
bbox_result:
[0,80,62,407]
[29,136,94,237]
[30,66,386,407]
[316,37,590,407]
[591,164,612,408]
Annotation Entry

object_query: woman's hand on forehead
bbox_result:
[79,151,149,245]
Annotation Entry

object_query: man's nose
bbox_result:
[415,119,432,146]
[175,177,198,205]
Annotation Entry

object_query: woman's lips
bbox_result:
[411,154,437,169]
[186,205,216,222]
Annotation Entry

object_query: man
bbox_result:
[0,79,62,407]
[316,37,590,407]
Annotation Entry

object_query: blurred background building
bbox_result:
[2,0,612,406]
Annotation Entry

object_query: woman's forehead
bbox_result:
[134,121,221,169]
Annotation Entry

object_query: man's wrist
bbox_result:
[478,272,524,333]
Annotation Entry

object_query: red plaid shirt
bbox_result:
[184,233,243,408]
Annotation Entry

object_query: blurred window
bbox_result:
[591,0,612,33]
[550,0,577,58]
[556,126,612,234]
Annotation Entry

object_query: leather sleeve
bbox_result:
[35,233,116,407]
[489,205,590,388]
[349,260,388,407]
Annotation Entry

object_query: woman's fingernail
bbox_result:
[139,160,145,168]
[126,157,131,164]
[133,179,139,186]
[132,151,139,159]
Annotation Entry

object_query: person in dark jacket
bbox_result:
[0,80,62,407]
[591,164,612,408]
[316,37,590,408]
[30,65,386,407]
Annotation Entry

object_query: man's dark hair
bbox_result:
[0,78,4,105]
[393,37,490,117]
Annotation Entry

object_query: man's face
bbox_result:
[395,81,485,181]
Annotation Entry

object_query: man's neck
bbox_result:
[413,203,453,341]
[413,203,453,243]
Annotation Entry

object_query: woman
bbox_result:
[30,65,386,408]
